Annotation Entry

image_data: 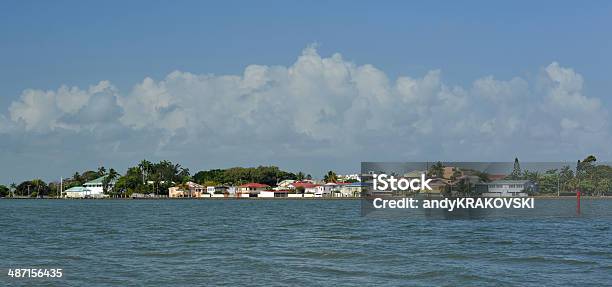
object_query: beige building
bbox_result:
[168,182,206,198]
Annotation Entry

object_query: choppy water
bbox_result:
[1,199,611,286]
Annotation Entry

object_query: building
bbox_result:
[338,174,361,182]
[168,187,182,198]
[64,186,92,198]
[477,180,538,197]
[275,180,296,190]
[339,182,366,197]
[206,185,230,195]
[168,182,206,198]
[442,167,464,180]
[289,182,319,194]
[237,183,270,197]
[314,182,345,197]
[258,190,289,198]
[82,175,116,197]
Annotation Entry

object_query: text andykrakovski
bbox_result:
[372,197,535,211]
[370,173,534,211]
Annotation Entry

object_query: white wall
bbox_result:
[258,191,275,198]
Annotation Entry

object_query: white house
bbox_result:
[339,182,365,197]
[480,180,537,197]
[338,174,361,182]
[64,186,92,198]
[289,182,319,194]
[237,183,270,197]
[258,190,289,198]
[82,175,116,197]
[315,183,342,197]
[275,180,296,190]
[206,185,230,195]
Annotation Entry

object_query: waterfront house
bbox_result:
[338,174,361,182]
[258,190,289,198]
[64,186,92,198]
[82,175,115,198]
[206,185,230,195]
[339,182,365,197]
[477,180,538,197]
[237,183,270,197]
[168,181,206,198]
[289,182,319,194]
[275,180,296,190]
[314,182,345,197]
[168,187,182,198]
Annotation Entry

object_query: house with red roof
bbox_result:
[237,183,270,197]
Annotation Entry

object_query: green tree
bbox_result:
[73,172,81,184]
[97,166,106,177]
[16,179,49,197]
[102,168,119,196]
[138,159,153,184]
[296,172,305,181]
[510,157,522,179]
[323,171,338,183]
[296,186,305,194]
[428,162,444,178]
[0,185,9,197]
[559,165,574,192]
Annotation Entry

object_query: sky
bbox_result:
[1,0,612,183]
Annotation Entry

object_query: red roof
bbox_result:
[238,183,270,188]
[291,182,319,188]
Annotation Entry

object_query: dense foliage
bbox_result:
[3,155,611,198]
[192,166,297,186]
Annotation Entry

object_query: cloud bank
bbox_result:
[1,45,610,181]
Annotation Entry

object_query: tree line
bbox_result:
[0,160,343,198]
[515,155,612,196]
[423,155,612,196]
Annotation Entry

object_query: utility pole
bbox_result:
[557,175,560,197]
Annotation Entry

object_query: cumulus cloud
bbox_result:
[8,81,119,132]
[1,45,611,181]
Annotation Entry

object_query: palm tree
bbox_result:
[31,179,43,198]
[323,171,338,183]
[138,159,152,184]
[73,172,81,184]
[296,172,305,181]
[97,166,106,177]
[103,168,119,197]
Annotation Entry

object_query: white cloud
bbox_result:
[1,46,611,181]
[8,81,119,132]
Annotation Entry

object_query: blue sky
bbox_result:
[1,1,612,182]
